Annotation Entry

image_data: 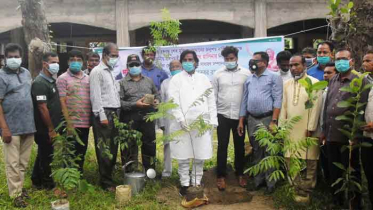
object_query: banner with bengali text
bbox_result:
[94,36,284,80]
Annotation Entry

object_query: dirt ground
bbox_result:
[156,166,275,209]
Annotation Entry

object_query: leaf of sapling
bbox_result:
[338,128,352,138]
[298,79,309,89]
[361,142,372,148]
[339,86,354,93]
[333,162,346,171]
[337,101,353,108]
[312,81,328,91]
[305,100,314,109]
[335,115,353,122]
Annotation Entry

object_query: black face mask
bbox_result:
[281,67,290,72]
[249,59,259,71]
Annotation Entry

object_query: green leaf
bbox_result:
[333,162,346,171]
[348,1,354,9]
[363,83,373,92]
[335,115,353,122]
[298,79,309,89]
[312,81,328,91]
[361,142,372,148]
[337,101,353,108]
[339,86,353,93]
[305,100,314,109]
[338,128,351,138]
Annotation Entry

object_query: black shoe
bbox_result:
[179,186,189,197]
[264,187,275,195]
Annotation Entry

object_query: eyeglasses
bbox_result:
[128,63,141,68]
[324,71,334,74]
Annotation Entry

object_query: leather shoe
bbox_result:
[216,177,226,191]
[238,176,247,188]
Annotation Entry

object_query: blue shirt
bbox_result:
[239,69,283,117]
[307,64,324,81]
[141,65,169,90]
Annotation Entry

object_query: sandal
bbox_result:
[14,196,28,208]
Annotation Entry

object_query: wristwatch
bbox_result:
[271,119,278,124]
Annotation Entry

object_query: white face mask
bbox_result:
[6,58,22,70]
[108,57,119,69]
[294,71,306,81]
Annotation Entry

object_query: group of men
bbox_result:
[1,40,373,209]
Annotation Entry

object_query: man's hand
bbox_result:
[319,132,326,145]
[1,128,12,144]
[305,130,313,137]
[100,120,109,127]
[136,97,151,109]
[237,120,245,137]
[269,121,277,133]
[362,122,373,133]
[48,130,57,144]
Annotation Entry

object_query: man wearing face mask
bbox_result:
[275,50,293,82]
[168,50,218,197]
[307,41,334,81]
[119,54,160,171]
[158,60,182,178]
[238,51,283,194]
[31,52,62,191]
[212,46,251,190]
[0,43,36,208]
[141,46,169,91]
[89,43,121,191]
[57,50,91,173]
[302,47,317,69]
[320,48,368,208]
[279,54,323,202]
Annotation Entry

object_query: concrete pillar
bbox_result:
[254,0,267,37]
[116,0,130,47]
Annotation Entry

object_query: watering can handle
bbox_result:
[122,160,145,173]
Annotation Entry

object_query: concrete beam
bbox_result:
[116,0,130,47]
[254,0,267,37]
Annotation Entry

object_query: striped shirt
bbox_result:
[239,69,283,117]
[57,70,91,128]
[89,62,120,121]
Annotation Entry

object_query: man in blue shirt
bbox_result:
[238,51,283,194]
[307,41,334,81]
[141,46,169,91]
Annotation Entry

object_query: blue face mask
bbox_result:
[171,69,182,76]
[335,59,351,73]
[317,56,331,65]
[69,61,82,74]
[224,61,237,70]
[129,66,142,75]
[182,62,195,72]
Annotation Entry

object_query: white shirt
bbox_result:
[364,76,373,138]
[212,65,251,120]
[275,70,293,82]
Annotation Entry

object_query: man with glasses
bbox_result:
[238,51,283,194]
[89,43,121,192]
[119,54,160,171]
[320,48,368,208]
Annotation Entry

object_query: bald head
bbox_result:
[170,60,182,71]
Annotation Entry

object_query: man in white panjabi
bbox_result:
[279,54,323,202]
[168,50,218,196]
[159,60,182,178]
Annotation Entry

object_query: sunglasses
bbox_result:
[128,63,141,68]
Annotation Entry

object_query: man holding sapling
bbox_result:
[119,54,160,171]
[238,51,283,194]
[212,46,251,190]
[159,60,183,178]
[279,54,323,202]
[0,43,36,208]
[31,52,62,191]
[320,48,368,208]
[57,49,91,173]
[168,50,218,197]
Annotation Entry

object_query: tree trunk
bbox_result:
[18,0,51,78]
[330,0,373,70]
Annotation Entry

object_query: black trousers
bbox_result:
[217,114,245,177]
[31,132,54,189]
[319,143,330,181]
[92,109,119,188]
[362,138,373,205]
[72,127,90,173]
[120,112,156,171]
[327,141,361,208]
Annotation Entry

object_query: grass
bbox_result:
[0,129,237,210]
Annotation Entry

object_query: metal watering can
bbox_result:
[122,161,156,196]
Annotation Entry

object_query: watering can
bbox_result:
[122,161,156,196]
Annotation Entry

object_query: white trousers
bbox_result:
[3,134,34,197]
[177,159,204,187]
[162,143,172,177]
